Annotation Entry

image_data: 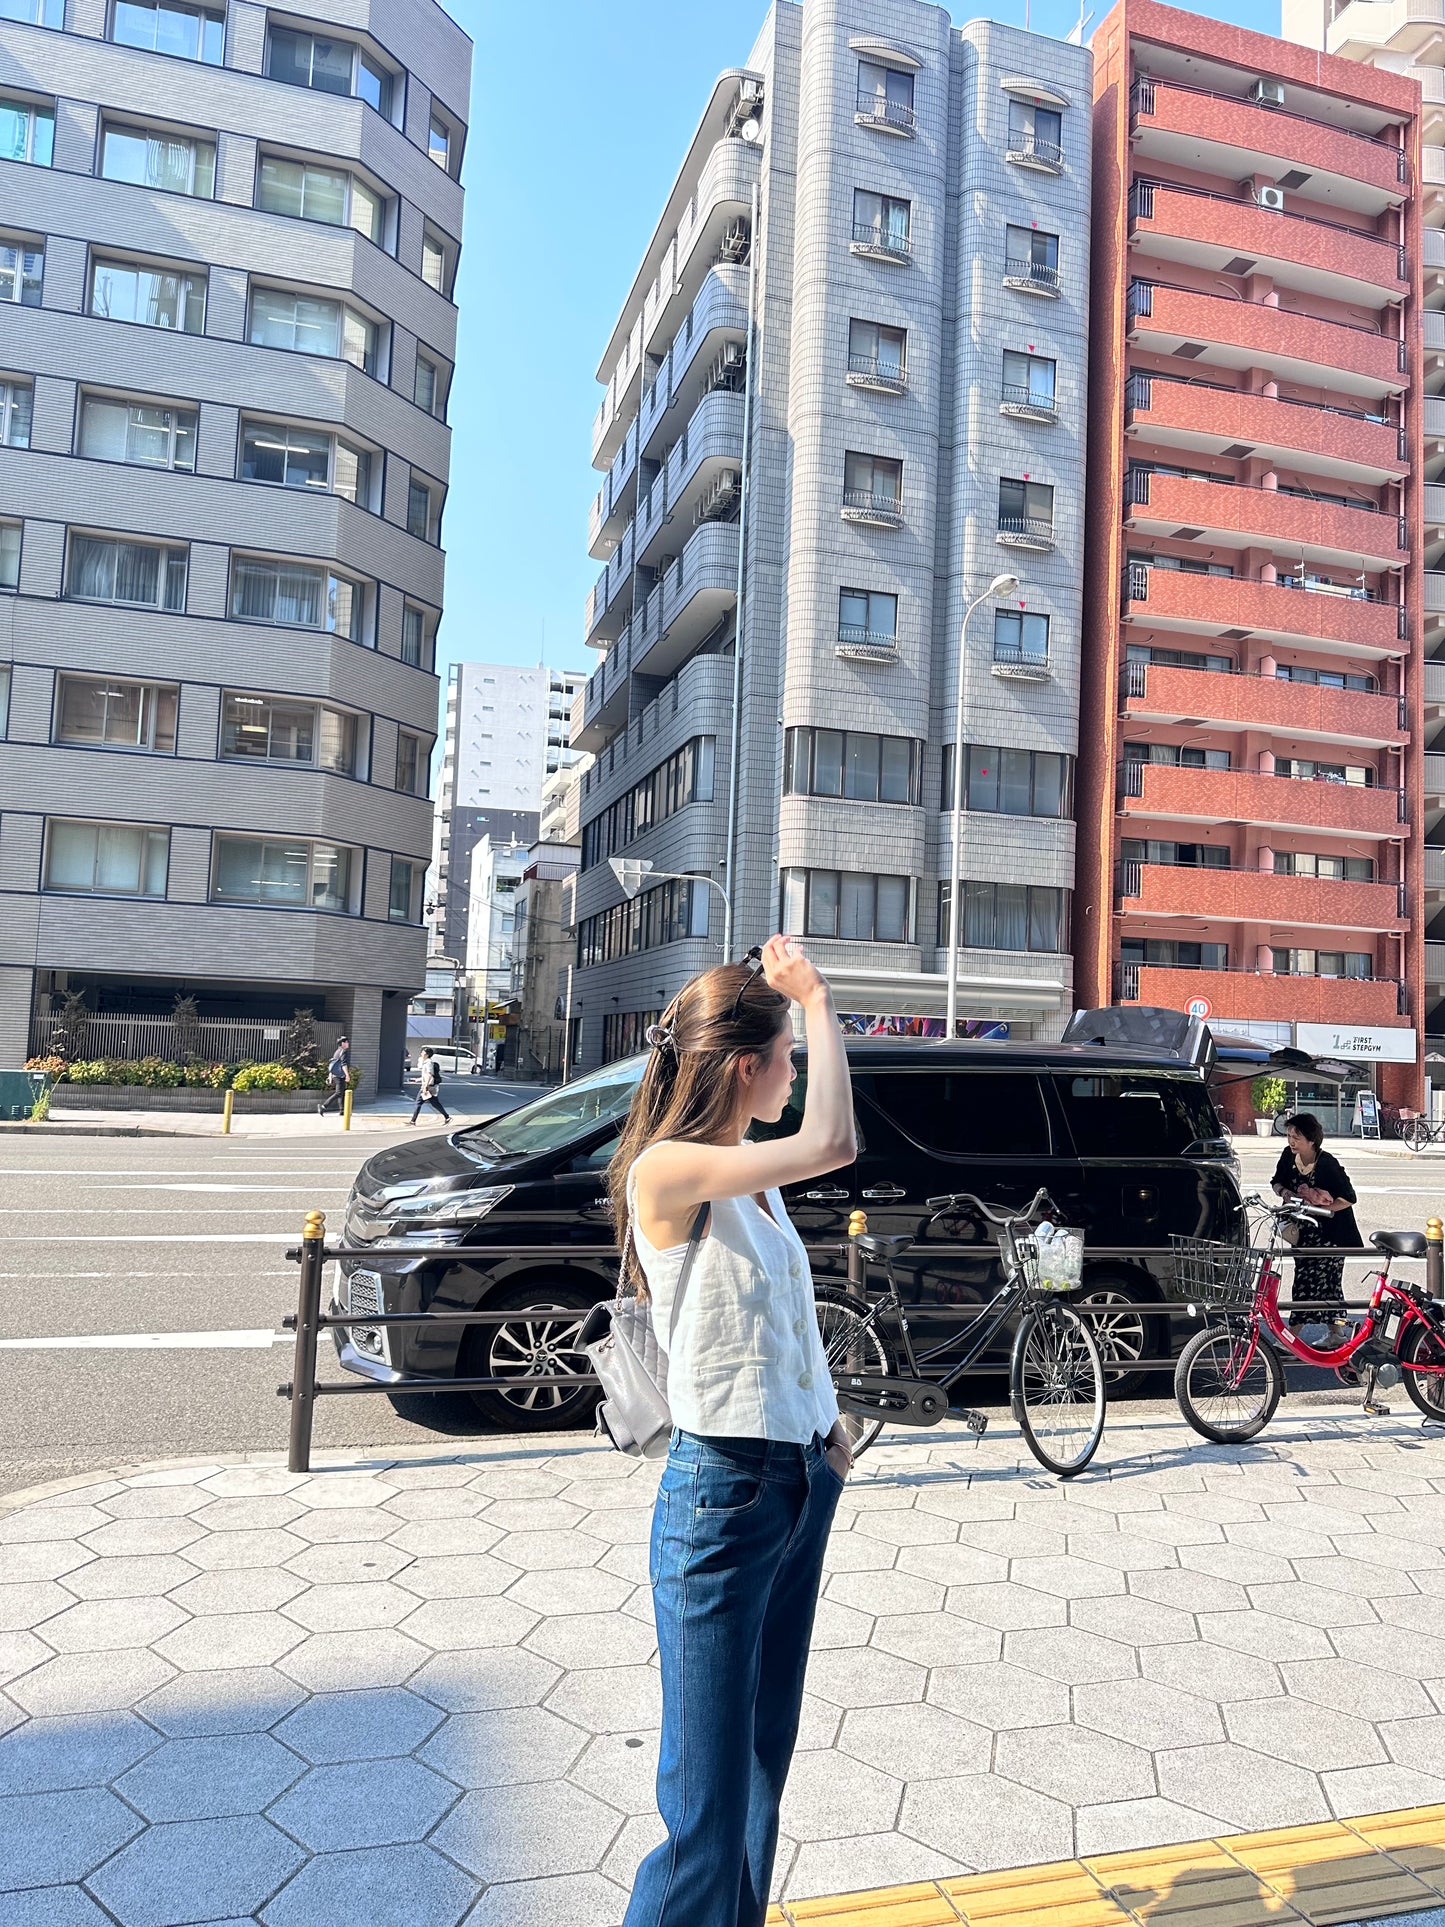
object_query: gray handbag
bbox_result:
[579,1203,709,1458]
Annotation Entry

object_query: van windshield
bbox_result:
[459,1056,645,1159]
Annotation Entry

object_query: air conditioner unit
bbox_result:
[695,469,741,525]
[721,341,744,368]
[1253,77,1285,107]
[1254,184,1285,211]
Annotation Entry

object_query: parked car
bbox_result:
[334,1031,1242,1430]
[408,1044,484,1078]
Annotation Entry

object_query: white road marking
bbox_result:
[0,1271,296,1279]
[0,1168,362,1177]
[0,1328,289,1350]
[0,1234,298,1244]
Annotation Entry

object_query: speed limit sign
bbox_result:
[1186,996,1212,1020]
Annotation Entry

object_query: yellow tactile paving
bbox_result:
[766,1803,1445,1927]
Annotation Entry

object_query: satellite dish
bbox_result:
[740,116,762,143]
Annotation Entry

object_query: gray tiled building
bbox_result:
[0,0,468,1089]
[572,0,1090,1067]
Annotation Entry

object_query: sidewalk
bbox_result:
[4,1405,1445,1925]
[0,1079,546,1139]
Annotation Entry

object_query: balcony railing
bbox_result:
[993,641,1051,674]
[997,513,1056,551]
[1425,661,1445,704]
[1116,961,1403,1004]
[1425,848,1445,889]
[855,91,916,134]
[1128,178,1408,281]
[1004,256,1060,294]
[1117,855,1404,913]
[1129,75,1408,177]
[1000,382,1057,419]
[1428,940,1445,985]
[852,222,912,260]
[842,488,904,526]
[1124,368,1394,433]
[1120,652,1400,723]
[1124,467,1406,554]
[1128,276,1408,370]
[847,354,909,394]
[1005,133,1064,171]
[836,624,899,662]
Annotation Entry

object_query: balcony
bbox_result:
[851,222,912,264]
[1000,382,1058,424]
[1121,559,1405,659]
[583,521,635,647]
[1427,573,1445,619]
[1425,751,1445,799]
[1328,0,1445,61]
[1118,760,1405,837]
[1428,940,1445,985]
[1425,660,1445,705]
[1428,312,1445,354]
[637,263,748,462]
[1124,373,1403,487]
[842,488,905,529]
[1130,79,1407,213]
[1125,469,1406,571]
[1003,255,1060,298]
[1122,658,1406,749]
[847,354,909,396]
[1119,962,1404,1026]
[1005,132,1064,174]
[1128,180,1407,308]
[588,419,639,560]
[1427,484,1445,535]
[1426,847,1445,889]
[855,90,916,136]
[1118,859,1405,932]
[1127,281,1407,400]
[630,518,740,683]
[836,624,899,664]
[996,513,1056,553]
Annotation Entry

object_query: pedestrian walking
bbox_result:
[408,1048,451,1125]
[317,1036,350,1116]
[614,933,857,1927]
[1272,1110,1362,1345]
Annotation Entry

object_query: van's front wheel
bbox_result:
[460,1281,601,1431]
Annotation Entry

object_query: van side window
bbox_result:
[748,1072,866,1153]
[1055,1074,1219,1157]
[864,1073,1050,1157]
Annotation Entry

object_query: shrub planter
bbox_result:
[49,1086,324,1115]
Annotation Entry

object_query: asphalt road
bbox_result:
[2,1128,1442,1497]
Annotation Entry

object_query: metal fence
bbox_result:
[27,1011,346,1065]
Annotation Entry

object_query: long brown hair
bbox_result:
[609,958,790,1288]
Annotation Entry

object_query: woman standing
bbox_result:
[1271,1111,1362,1346]
[614,934,857,1927]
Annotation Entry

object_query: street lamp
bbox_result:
[945,571,1020,1038]
[609,857,729,941]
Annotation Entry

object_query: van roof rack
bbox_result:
[1061,1005,1215,1072]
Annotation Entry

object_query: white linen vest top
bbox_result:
[626,1142,840,1444]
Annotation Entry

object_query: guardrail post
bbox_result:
[847,1208,868,1309]
[286,1211,326,1474]
[342,1086,353,1132]
[1428,1216,1443,1303]
[221,1089,233,1135]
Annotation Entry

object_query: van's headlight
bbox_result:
[384,1184,513,1225]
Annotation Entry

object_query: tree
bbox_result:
[50,989,91,1063]
[172,994,201,1061]
[282,1007,319,1072]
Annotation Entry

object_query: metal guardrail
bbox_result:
[278,1213,1444,1473]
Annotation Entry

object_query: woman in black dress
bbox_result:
[1271,1112,1361,1346]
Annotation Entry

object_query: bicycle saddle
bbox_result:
[854,1233,914,1259]
[1371,1229,1428,1259]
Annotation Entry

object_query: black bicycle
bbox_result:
[814,1187,1107,1478]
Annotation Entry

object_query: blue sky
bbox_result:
[438,0,1283,685]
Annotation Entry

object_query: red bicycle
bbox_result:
[1173,1197,1445,1442]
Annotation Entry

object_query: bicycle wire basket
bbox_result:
[1170,1235,1268,1310]
[1011,1227,1084,1295]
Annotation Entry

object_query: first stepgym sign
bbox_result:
[1294,1024,1418,1064]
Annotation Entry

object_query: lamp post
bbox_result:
[608,856,730,934]
[945,572,1020,1038]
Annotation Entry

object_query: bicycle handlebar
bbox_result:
[923,1187,1057,1225]
[1243,1192,1331,1222]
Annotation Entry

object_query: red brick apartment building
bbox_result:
[1076,0,1425,1111]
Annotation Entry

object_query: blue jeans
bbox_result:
[624,1429,843,1927]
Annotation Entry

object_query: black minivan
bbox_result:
[334,1032,1242,1429]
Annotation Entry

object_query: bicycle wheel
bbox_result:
[813,1286,897,1458]
[1400,1319,1445,1420]
[1010,1300,1106,1478]
[1407,1117,1432,1154]
[1174,1321,1283,1442]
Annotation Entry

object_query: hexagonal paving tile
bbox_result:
[1224,1695,1385,1771]
[1001,1626,1137,1684]
[100,1487,210,1521]
[943,1582,1068,1631]
[273,1686,442,1763]
[1246,1581,1381,1627]
[870,1614,1000,1670]
[1178,1542,1296,1586]
[1070,1595,1199,1647]
[473,1500,585,1535]
[116,1732,306,1821]
[0,1542,94,1586]
[803,1647,926,1710]
[90,1813,307,1927]
[825,1570,946,1619]
[504,1567,633,1617]
[893,1544,1008,1589]
[836,1700,989,1780]
[901,1770,1072,1871]
[279,1628,431,1692]
[137,1665,306,1736]
[545,1664,661,1734]
[0,1506,110,1545]
[290,1474,399,1511]
[79,1518,204,1559]
[262,1841,478,1927]
[410,1647,563,1714]
[567,1730,661,1815]
[398,1596,541,1652]
[1155,1740,1330,1829]
[281,1581,419,1633]
[431,1778,622,1882]
[773,1747,901,1844]
[286,1507,402,1545]
[390,1554,519,1601]
[926,1660,1071,1730]
[1379,1713,1445,1774]
[1074,1795,1229,1858]
[1074,1676,1224,1750]
[1142,1643,1283,1703]
[1065,1528,1180,1573]
[386,1519,506,1559]
[184,1529,310,1571]
[420,1704,589,1787]
[7,1649,175,1717]
[0,1580,76,1632]
[384,1487,489,1522]
[167,1569,308,1616]
[284,1542,415,1586]
[37,1596,189,1653]
[64,1555,198,1601]
[2,1885,118,1927]
[460,1869,634,1927]
[809,1599,873,1650]
[0,1786,141,1890]
[268,1757,458,1850]
[154,1611,305,1672]
[0,1708,160,1795]
[524,1610,657,1671]
[849,1508,959,1549]
[1130,1568,1249,1614]
[997,1723,1155,1807]
[570,1511,651,1547]
[199,1468,308,1500]
[1010,1555,1128,1600]
[1193,1609,1334,1662]
[1282,1658,1435,1722]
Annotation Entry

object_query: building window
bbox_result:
[0,665,8,736]
[1275,757,1376,785]
[847,318,906,386]
[785,728,921,806]
[602,1010,663,1063]
[577,876,710,966]
[1125,641,1234,673]
[79,394,197,471]
[0,378,31,447]
[421,229,451,295]
[395,730,426,795]
[939,880,1069,952]
[220,691,357,773]
[229,556,365,640]
[212,834,355,912]
[998,476,1054,541]
[941,744,1073,817]
[407,476,438,542]
[0,96,54,165]
[256,155,384,245]
[0,522,20,589]
[1002,350,1055,411]
[1126,740,1231,771]
[1123,937,1228,971]
[89,256,206,333]
[1274,851,1375,880]
[843,450,902,515]
[247,287,378,374]
[1,0,63,25]
[101,123,215,196]
[1276,664,1376,693]
[852,189,911,255]
[856,60,915,131]
[1278,949,1375,978]
[993,608,1050,668]
[401,604,434,669]
[1006,98,1063,167]
[782,869,914,944]
[55,674,177,752]
[389,856,417,922]
[110,0,222,62]
[1005,224,1059,290]
[45,819,169,898]
[1121,839,1230,870]
[0,239,43,306]
[428,114,451,170]
[239,420,370,505]
[414,354,443,416]
[579,736,715,869]
[836,587,898,653]
[265,27,395,119]
[66,534,187,611]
